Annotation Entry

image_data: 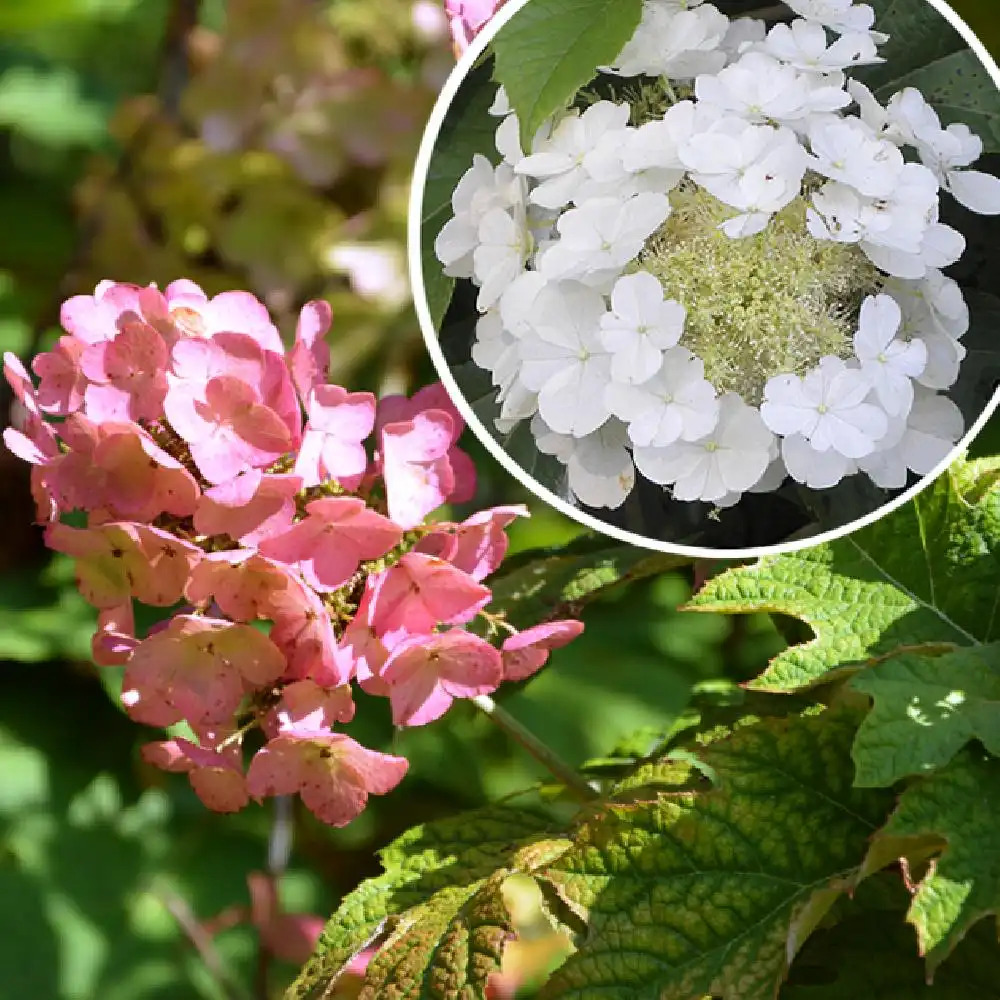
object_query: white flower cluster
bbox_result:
[435,0,1000,510]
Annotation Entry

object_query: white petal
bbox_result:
[947,169,1000,215]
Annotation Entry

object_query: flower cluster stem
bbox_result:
[472,694,599,801]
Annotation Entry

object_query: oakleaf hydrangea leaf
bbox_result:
[422,67,498,330]
[538,711,892,1000]
[493,0,643,146]
[857,0,1000,151]
[286,806,565,999]
[851,644,1000,787]
[783,877,1000,998]
[686,461,1000,692]
[487,532,689,628]
[871,750,1000,972]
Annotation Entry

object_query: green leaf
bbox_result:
[539,711,892,1000]
[286,806,565,1000]
[884,51,1000,151]
[686,460,1000,693]
[858,0,1000,151]
[295,712,892,1000]
[421,66,498,330]
[492,0,643,144]
[851,644,1000,788]
[871,750,1000,972]
[487,532,690,629]
[782,876,1000,998]
[0,65,108,147]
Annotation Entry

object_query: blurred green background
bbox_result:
[1,1,999,997]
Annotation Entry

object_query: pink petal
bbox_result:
[368,553,491,634]
[194,471,302,545]
[382,630,502,726]
[501,620,584,682]
[288,300,332,402]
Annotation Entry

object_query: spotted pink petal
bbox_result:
[415,505,528,581]
[185,551,294,621]
[80,321,168,422]
[246,731,408,827]
[123,615,286,727]
[366,552,491,635]
[194,470,302,545]
[381,630,503,727]
[33,336,87,415]
[142,733,249,813]
[92,602,137,666]
[268,571,355,688]
[261,679,355,738]
[501,621,584,682]
[259,497,402,592]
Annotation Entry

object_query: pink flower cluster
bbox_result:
[445,0,506,54]
[4,279,582,827]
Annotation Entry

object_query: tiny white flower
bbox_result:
[862,220,965,281]
[899,388,964,474]
[681,118,807,229]
[569,421,637,508]
[580,127,685,202]
[781,433,858,488]
[760,356,888,457]
[532,415,636,509]
[784,0,887,42]
[515,102,632,210]
[695,52,848,126]
[621,101,708,174]
[537,193,671,285]
[853,293,926,416]
[807,117,903,198]
[606,346,719,446]
[889,270,969,339]
[599,272,686,383]
[606,0,728,80]
[435,157,523,278]
[857,387,963,486]
[471,310,516,379]
[914,120,1000,216]
[518,282,613,437]
[473,204,531,310]
[634,393,774,502]
[759,19,883,74]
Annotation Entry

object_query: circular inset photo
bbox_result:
[410,0,1000,553]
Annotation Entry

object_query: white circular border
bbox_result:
[408,0,1000,560]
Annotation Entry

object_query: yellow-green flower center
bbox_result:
[637,183,882,405]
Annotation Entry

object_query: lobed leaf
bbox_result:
[286,806,565,999]
[686,460,1000,693]
[492,0,643,145]
[487,532,690,629]
[782,876,1000,998]
[869,750,1000,972]
[851,643,1000,787]
[537,710,890,1000]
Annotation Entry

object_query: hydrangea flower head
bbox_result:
[435,0,998,511]
[4,278,583,827]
